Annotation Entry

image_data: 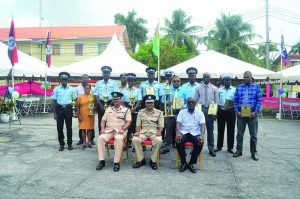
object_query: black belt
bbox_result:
[57,104,71,108]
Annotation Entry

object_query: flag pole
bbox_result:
[157,22,160,83]
[278,56,283,120]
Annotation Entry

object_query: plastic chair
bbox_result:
[175,141,202,169]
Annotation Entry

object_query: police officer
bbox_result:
[139,67,163,110]
[51,72,76,151]
[132,95,164,170]
[119,73,128,92]
[182,67,200,98]
[96,91,132,172]
[94,66,119,134]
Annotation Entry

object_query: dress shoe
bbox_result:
[251,153,259,161]
[214,148,222,152]
[179,163,187,172]
[96,160,105,170]
[233,150,242,157]
[87,144,92,148]
[227,149,234,154]
[188,163,197,173]
[150,160,158,170]
[91,139,95,145]
[113,163,120,172]
[68,145,73,150]
[209,150,216,157]
[76,140,83,145]
[133,159,146,168]
[132,148,135,153]
[142,146,146,151]
[82,144,87,149]
[160,148,170,154]
[58,145,64,151]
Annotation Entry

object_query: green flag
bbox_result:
[152,23,159,57]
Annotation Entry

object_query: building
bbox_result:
[274,53,300,71]
[0,26,130,67]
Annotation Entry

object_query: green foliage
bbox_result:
[290,42,300,54]
[131,37,198,70]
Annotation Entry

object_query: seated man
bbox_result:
[96,92,132,172]
[176,97,206,173]
[132,95,164,170]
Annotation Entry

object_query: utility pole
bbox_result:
[39,0,43,27]
[265,0,270,69]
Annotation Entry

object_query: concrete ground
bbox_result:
[0,114,299,199]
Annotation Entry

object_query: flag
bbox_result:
[152,23,159,57]
[281,35,290,66]
[46,31,51,68]
[7,20,18,66]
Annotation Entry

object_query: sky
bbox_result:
[0,0,300,52]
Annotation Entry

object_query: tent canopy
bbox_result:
[0,42,59,77]
[59,34,148,78]
[278,64,300,81]
[166,50,277,79]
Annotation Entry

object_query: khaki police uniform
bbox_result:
[132,108,164,162]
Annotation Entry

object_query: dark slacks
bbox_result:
[202,107,215,151]
[164,115,177,148]
[217,108,236,150]
[56,105,73,146]
[236,116,258,153]
[177,133,203,164]
[97,100,111,134]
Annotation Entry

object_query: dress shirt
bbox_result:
[177,109,206,136]
[218,86,236,107]
[194,83,219,107]
[139,80,163,100]
[51,85,75,105]
[94,79,119,100]
[182,82,200,98]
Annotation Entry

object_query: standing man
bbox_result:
[195,72,219,157]
[233,71,262,161]
[51,72,76,151]
[182,67,200,98]
[96,92,132,172]
[139,67,163,110]
[176,97,206,173]
[214,73,236,154]
[119,73,128,93]
[132,95,164,170]
[94,66,119,134]
[74,74,96,145]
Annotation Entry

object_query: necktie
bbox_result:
[204,86,209,107]
[173,89,178,109]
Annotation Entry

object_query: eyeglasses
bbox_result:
[187,101,195,104]
[172,80,180,83]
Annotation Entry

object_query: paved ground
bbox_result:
[0,114,299,199]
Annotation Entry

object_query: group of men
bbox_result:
[51,65,262,173]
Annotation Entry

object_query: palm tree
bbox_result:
[114,10,148,52]
[162,9,202,53]
[203,13,258,62]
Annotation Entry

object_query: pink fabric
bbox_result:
[0,81,53,96]
[184,142,193,147]
[262,97,300,108]
[143,139,153,145]
[107,139,114,145]
[266,83,270,98]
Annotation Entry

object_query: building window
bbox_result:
[98,43,107,55]
[75,43,83,56]
[52,44,60,56]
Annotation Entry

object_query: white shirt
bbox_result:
[177,109,205,136]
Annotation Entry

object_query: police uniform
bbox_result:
[132,95,164,168]
[97,92,131,167]
[182,67,200,98]
[139,67,163,109]
[119,73,128,93]
[94,66,119,133]
[51,72,76,150]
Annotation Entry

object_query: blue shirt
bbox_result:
[218,86,236,107]
[139,80,163,100]
[51,85,76,105]
[94,79,119,100]
[122,86,142,103]
[181,82,200,98]
[160,86,188,109]
[177,109,206,136]
[234,83,262,113]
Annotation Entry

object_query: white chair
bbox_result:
[21,99,33,115]
[282,102,293,119]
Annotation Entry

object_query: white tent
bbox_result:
[278,64,300,81]
[166,50,277,79]
[59,34,148,77]
[0,42,59,77]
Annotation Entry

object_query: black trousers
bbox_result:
[177,133,203,164]
[97,100,112,134]
[202,107,215,151]
[164,115,177,148]
[56,105,73,146]
[217,108,236,150]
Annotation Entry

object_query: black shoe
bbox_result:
[214,148,222,152]
[209,150,216,157]
[110,145,114,149]
[58,145,64,151]
[91,139,95,145]
[68,145,73,150]
[251,153,259,161]
[76,140,83,145]
[188,163,197,173]
[142,146,146,151]
[233,150,242,157]
[179,163,187,172]
[132,148,135,153]
[87,144,92,148]
[150,160,158,170]
[113,163,120,172]
[172,143,177,149]
[227,149,234,154]
[133,159,146,168]
[160,148,170,154]
[96,160,105,170]
[82,144,87,149]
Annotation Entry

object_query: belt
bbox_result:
[57,104,71,108]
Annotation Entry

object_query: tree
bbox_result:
[162,9,201,53]
[131,37,198,70]
[255,42,278,70]
[290,42,300,54]
[203,14,261,65]
[114,10,148,52]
